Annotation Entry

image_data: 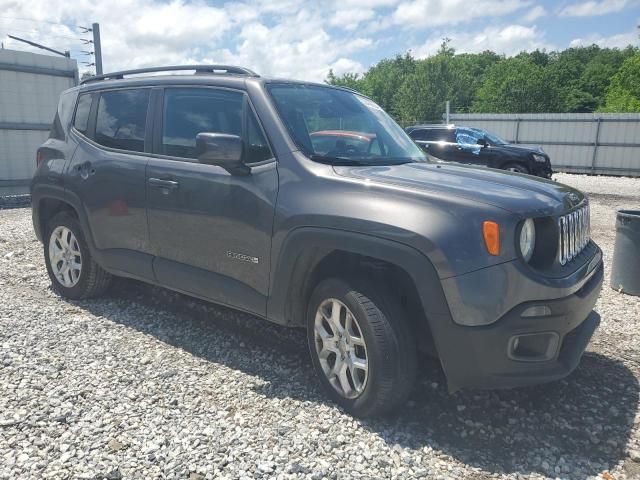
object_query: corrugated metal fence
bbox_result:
[0,49,78,195]
[448,113,640,177]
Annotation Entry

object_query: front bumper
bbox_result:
[436,260,603,392]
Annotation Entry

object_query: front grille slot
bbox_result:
[558,204,590,265]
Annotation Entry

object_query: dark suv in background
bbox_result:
[406,124,553,178]
[33,65,601,417]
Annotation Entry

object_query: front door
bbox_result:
[146,87,278,316]
[451,128,486,167]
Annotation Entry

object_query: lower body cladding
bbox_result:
[434,252,603,392]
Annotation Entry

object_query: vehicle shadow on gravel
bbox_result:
[75,278,639,480]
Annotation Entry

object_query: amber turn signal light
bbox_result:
[483,221,500,256]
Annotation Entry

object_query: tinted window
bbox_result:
[246,109,273,163]
[416,128,456,142]
[95,89,149,152]
[162,88,243,159]
[73,93,92,135]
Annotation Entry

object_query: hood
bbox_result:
[494,143,545,155]
[333,162,583,216]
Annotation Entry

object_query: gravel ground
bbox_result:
[1,173,639,480]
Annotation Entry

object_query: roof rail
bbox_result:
[81,65,259,84]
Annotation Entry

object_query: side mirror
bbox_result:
[195,133,249,175]
[477,138,488,148]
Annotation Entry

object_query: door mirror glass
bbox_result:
[196,133,249,175]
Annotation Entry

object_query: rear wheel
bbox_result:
[502,162,529,174]
[45,212,112,299]
[307,278,416,417]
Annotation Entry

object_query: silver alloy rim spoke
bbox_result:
[48,226,82,288]
[314,298,369,399]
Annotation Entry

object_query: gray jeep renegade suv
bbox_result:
[32,65,603,417]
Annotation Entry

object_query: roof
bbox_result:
[76,64,364,97]
[406,124,455,131]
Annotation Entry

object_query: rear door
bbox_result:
[65,87,154,279]
[146,86,278,316]
[411,128,456,161]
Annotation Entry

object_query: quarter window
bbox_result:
[95,89,149,153]
[246,109,273,163]
[73,93,92,135]
[162,88,243,160]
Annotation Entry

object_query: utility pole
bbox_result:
[92,23,103,75]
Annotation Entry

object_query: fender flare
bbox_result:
[31,186,97,251]
[267,226,453,334]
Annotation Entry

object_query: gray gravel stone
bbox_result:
[0,174,638,480]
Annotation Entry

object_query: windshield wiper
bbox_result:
[309,154,416,166]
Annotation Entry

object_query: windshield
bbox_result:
[267,84,427,165]
[478,129,509,145]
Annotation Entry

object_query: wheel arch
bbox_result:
[32,188,95,250]
[267,227,452,356]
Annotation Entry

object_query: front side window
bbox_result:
[456,128,483,146]
[162,88,243,160]
[267,84,426,166]
[95,89,149,152]
[73,93,92,135]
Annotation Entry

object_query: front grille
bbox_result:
[558,204,590,265]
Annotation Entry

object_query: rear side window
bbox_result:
[73,93,92,135]
[162,88,243,159]
[415,128,455,142]
[95,89,150,153]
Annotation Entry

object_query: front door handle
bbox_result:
[148,177,179,189]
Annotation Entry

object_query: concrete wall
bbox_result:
[0,49,78,195]
[448,113,640,177]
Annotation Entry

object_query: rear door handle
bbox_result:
[148,177,179,189]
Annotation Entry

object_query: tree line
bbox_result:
[326,41,640,124]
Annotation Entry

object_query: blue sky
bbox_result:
[0,0,638,80]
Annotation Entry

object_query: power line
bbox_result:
[0,26,85,41]
[0,15,87,29]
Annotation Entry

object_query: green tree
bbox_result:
[472,57,560,113]
[325,70,363,91]
[394,54,474,123]
[600,53,640,112]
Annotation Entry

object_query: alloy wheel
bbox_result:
[48,226,82,288]
[314,298,369,399]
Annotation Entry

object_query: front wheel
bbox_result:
[502,162,529,174]
[307,278,416,417]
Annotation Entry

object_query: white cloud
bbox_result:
[0,0,376,81]
[392,0,531,28]
[330,8,376,30]
[569,30,639,48]
[559,0,633,17]
[204,11,373,81]
[413,24,554,58]
[522,5,547,22]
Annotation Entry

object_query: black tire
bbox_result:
[306,278,417,417]
[502,162,529,174]
[44,211,112,299]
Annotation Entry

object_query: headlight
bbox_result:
[519,218,536,262]
[533,154,546,163]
